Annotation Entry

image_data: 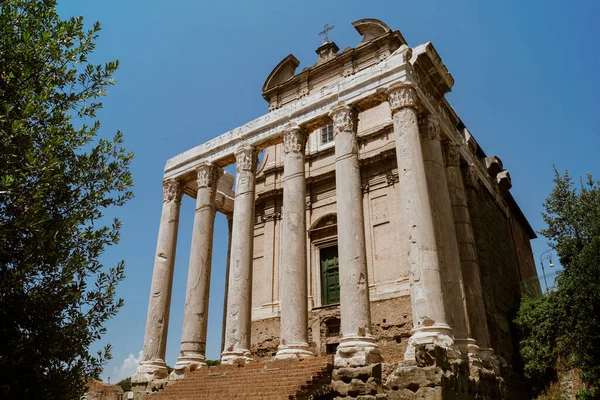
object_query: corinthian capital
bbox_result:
[163,179,184,203]
[196,163,222,189]
[465,164,479,189]
[387,83,418,112]
[418,114,440,142]
[235,146,257,174]
[282,124,307,157]
[444,143,461,167]
[329,103,357,136]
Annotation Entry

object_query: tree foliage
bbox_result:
[0,1,132,399]
[515,168,600,392]
[115,377,131,392]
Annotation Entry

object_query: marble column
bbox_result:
[276,124,313,359]
[133,179,183,385]
[221,146,257,364]
[420,115,471,353]
[330,102,381,367]
[387,83,455,360]
[444,144,491,355]
[172,164,222,377]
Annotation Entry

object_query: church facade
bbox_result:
[132,19,538,398]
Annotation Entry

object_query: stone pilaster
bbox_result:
[419,115,471,354]
[444,143,493,360]
[172,164,222,377]
[221,146,258,365]
[330,102,381,368]
[276,124,313,359]
[387,83,455,360]
[132,179,183,389]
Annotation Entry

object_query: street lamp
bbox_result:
[539,249,555,293]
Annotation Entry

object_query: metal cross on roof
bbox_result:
[318,24,334,43]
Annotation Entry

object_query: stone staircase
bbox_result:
[150,356,334,399]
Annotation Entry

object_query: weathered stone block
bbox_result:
[496,170,512,196]
[386,365,442,389]
[484,156,503,177]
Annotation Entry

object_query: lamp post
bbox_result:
[539,249,554,293]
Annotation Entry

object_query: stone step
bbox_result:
[149,356,333,400]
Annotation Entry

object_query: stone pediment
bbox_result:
[352,18,392,45]
[262,54,300,92]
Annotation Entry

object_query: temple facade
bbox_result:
[132,19,538,398]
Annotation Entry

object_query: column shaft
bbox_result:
[221,146,257,364]
[387,83,455,360]
[330,103,381,367]
[447,156,491,350]
[133,179,183,384]
[173,164,222,376]
[276,125,312,359]
[420,116,471,350]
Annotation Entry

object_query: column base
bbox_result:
[170,354,207,380]
[478,347,500,373]
[334,336,382,367]
[404,323,459,361]
[131,360,169,393]
[221,349,254,365]
[275,343,314,360]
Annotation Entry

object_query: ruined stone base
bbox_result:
[220,349,254,365]
[384,344,506,400]
[275,343,314,360]
[131,360,170,399]
[335,336,383,367]
[332,363,387,400]
[170,355,207,380]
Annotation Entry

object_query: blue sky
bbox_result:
[56,0,600,382]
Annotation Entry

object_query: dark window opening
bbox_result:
[325,318,340,337]
[326,343,339,355]
[320,245,340,306]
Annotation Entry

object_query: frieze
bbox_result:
[413,64,455,130]
[163,179,183,203]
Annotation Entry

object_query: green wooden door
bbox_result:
[320,246,340,305]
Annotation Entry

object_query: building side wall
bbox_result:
[467,182,523,365]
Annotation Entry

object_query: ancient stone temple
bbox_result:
[132,19,538,399]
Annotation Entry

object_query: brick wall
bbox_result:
[250,296,413,363]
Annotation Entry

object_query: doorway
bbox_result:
[320,245,340,306]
